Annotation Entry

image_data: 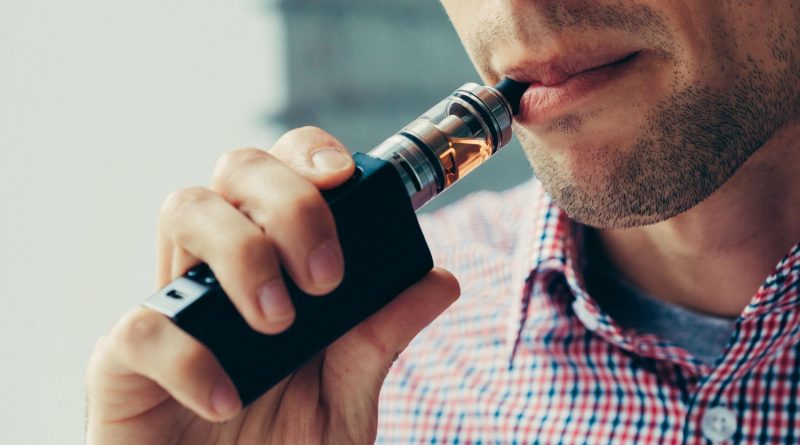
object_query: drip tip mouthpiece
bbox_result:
[493,77,530,115]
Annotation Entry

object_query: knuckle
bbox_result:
[359,321,394,363]
[172,341,211,376]
[254,183,326,230]
[227,233,273,267]
[275,126,344,153]
[286,185,326,220]
[160,187,211,220]
[213,147,268,182]
[112,308,165,348]
[85,337,109,377]
[288,125,327,141]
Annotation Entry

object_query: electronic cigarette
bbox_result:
[143,78,529,406]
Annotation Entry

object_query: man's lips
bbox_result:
[502,50,642,124]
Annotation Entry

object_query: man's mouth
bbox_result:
[502,50,643,124]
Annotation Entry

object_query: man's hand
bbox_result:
[85,127,460,444]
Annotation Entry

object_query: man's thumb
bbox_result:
[325,267,460,393]
[268,126,356,190]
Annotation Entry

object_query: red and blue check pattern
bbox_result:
[376,179,800,444]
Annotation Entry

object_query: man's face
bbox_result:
[441,1,800,228]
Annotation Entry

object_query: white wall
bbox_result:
[0,1,286,442]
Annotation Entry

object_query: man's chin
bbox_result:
[543,183,659,229]
[527,147,703,230]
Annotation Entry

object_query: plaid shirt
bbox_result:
[376,179,800,444]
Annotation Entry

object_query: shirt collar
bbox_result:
[505,179,800,371]
[506,181,582,362]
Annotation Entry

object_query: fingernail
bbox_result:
[311,147,351,172]
[211,376,240,418]
[257,281,295,326]
[308,240,343,288]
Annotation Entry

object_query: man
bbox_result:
[85,1,800,444]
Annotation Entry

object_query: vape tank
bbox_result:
[144,79,528,405]
[371,79,525,209]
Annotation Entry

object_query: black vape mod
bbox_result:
[143,79,528,405]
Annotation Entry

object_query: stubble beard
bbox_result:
[520,42,800,229]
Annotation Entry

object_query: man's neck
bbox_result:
[593,125,800,317]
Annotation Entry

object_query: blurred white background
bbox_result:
[0,1,535,442]
[0,0,285,442]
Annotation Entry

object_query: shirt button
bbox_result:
[701,406,737,443]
